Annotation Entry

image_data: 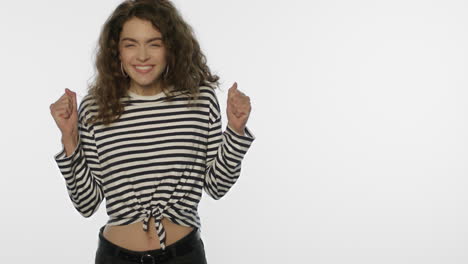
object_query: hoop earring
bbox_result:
[121,62,128,78]
[164,65,169,79]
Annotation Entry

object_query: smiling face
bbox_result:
[118,17,167,95]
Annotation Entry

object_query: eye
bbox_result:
[151,44,161,47]
[125,44,134,47]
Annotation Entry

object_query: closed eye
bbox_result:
[124,44,160,47]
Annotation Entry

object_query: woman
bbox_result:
[49,0,255,263]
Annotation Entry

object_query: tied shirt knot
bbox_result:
[142,206,167,250]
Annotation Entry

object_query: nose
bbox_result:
[137,46,149,61]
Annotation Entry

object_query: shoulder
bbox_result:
[78,94,99,122]
[197,85,221,120]
[197,85,220,105]
[198,85,217,96]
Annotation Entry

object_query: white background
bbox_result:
[1,0,468,263]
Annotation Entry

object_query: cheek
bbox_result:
[151,50,166,61]
[119,47,134,60]
[120,53,133,63]
[154,47,167,59]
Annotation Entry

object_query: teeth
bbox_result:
[135,66,153,70]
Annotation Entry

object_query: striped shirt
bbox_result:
[53,85,255,250]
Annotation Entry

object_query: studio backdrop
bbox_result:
[1,0,467,263]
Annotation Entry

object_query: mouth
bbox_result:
[133,65,154,74]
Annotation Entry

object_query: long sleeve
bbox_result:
[203,90,256,200]
[53,97,104,217]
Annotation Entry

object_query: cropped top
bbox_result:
[53,86,255,250]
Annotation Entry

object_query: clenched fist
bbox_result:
[226,82,251,136]
[50,88,79,141]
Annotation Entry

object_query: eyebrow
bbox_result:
[120,37,163,43]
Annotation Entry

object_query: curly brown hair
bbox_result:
[86,0,220,126]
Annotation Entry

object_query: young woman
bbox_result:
[49,0,255,263]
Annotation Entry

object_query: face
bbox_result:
[118,17,167,93]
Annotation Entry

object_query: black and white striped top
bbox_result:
[53,86,255,250]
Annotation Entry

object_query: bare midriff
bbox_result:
[103,216,194,251]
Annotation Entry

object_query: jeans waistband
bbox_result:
[97,225,201,263]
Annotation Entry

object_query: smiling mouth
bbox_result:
[134,65,154,74]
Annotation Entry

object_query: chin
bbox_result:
[133,79,162,87]
[130,76,158,84]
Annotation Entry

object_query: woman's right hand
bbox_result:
[50,88,78,140]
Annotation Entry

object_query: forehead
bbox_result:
[120,17,162,40]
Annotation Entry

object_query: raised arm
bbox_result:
[53,95,104,217]
[203,86,256,200]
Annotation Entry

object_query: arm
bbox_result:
[53,97,104,217]
[203,90,256,200]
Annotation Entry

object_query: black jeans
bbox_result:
[95,225,208,264]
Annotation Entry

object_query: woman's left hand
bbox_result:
[226,82,251,136]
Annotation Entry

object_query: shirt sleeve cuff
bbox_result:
[226,124,256,141]
[54,134,82,162]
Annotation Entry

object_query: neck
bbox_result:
[129,80,164,96]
